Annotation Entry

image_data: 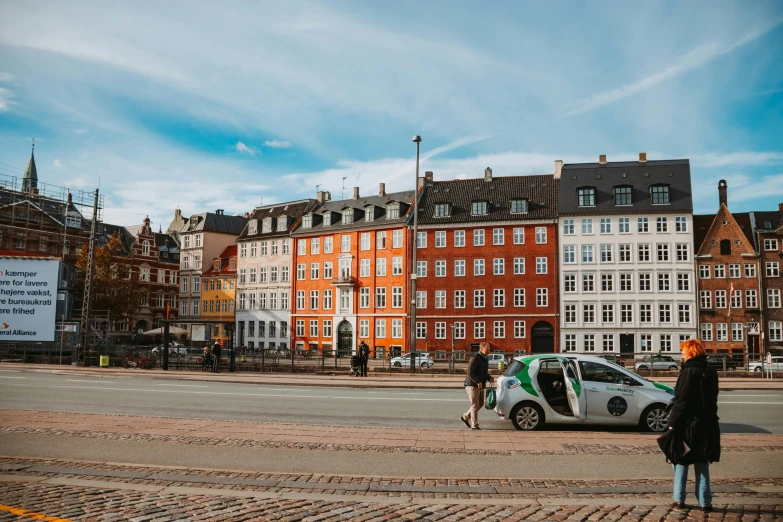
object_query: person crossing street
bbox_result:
[461,342,493,430]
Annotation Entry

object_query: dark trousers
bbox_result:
[212,352,221,372]
[360,357,368,376]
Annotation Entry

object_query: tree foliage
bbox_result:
[75,234,148,325]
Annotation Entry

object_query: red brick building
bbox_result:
[413,168,559,361]
[694,181,761,359]
[750,207,783,355]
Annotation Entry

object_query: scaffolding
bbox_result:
[0,170,104,363]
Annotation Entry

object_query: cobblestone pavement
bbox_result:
[0,458,781,521]
[2,410,782,457]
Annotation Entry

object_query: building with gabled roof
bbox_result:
[235,198,317,351]
[200,245,238,344]
[558,153,696,360]
[750,206,783,356]
[414,167,560,360]
[695,180,761,360]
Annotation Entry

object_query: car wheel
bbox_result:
[637,365,648,371]
[669,365,678,371]
[510,402,545,431]
[640,404,669,432]
[754,367,762,372]
[393,362,401,367]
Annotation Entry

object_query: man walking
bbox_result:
[359,342,370,377]
[461,342,493,430]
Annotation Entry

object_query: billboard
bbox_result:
[0,258,59,341]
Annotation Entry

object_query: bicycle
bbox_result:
[121,350,154,369]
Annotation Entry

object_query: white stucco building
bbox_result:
[557,154,697,358]
[235,199,316,350]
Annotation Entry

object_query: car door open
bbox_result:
[558,358,584,419]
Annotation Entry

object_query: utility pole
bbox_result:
[78,189,100,366]
[410,136,421,374]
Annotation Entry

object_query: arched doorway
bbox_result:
[531,321,554,354]
[338,321,353,357]
[135,320,149,336]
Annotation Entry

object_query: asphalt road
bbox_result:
[1,368,782,434]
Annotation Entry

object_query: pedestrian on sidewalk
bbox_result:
[211,341,222,373]
[201,346,211,372]
[359,342,370,377]
[666,338,720,512]
[461,342,493,430]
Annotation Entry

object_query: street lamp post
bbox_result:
[450,324,455,372]
[744,323,752,371]
[410,135,421,375]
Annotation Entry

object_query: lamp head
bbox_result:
[412,135,421,143]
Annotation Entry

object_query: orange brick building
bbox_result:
[695,180,761,359]
[413,169,560,360]
[290,186,415,359]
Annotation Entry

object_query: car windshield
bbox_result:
[604,360,649,382]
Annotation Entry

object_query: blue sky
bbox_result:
[0,1,782,228]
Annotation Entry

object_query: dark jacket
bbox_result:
[359,344,370,360]
[464,352,490,387]
[211,343,222,358]
[666,354,721,464]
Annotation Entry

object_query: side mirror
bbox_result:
[623,377,633,386]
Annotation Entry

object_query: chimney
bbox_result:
[175,208,181,218]
[324,191,331,201]
[425,171,434,184]
[718,180,728,207]
[379,183,386,197]
[244,212,250,219]
[779,203,783,214]
[598,154,607,165]
[353,187,360,200]
[316,191,326,203]
[554,160,563,179]
[67,193,73,204]
[639,152,647,163]
[484,167,492,182]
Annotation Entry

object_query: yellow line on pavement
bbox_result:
[0,503,72,522]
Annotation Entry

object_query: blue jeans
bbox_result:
[673,463,712,506]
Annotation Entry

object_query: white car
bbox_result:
[494,354,675,432]
[391,352,434,368]
[749,356,783,372]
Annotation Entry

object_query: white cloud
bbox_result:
[0,86,13,112]
[53,159,64,168]
[264,140,292,149]
[0,72,16,83]
[565,16,783,116]
[235,141,260,156]
[689,151,783,168]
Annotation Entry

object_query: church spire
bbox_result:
[22,138,38,193]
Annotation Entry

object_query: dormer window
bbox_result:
[577,187,595,207]
[323,213,331,226]
[651,184,670,205]
[614,186,632,206]
[229,259,236,270]
[386,203,400,220]
[66,216,81,228]
[510,199,528,214]
[277,216,288,231]
[343,208,354,224]
[248,220,258,235]
[434,203,451,218]
[142,240,150,256]
[364,206,375,222]
[471,201,488,216]
[213,260,221,271]
[190,216,198,226]
[262,217,273,233]
[302,214,313,229]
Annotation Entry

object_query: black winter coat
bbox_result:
[464,353,490,388]
[666,354,721,464]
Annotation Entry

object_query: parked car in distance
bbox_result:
[391,352,434,368]
[487,353,509,368]
[634,355,679,372]
[749,356,783,372]
[596,354,625,367]
[706,355,740,371]
[151,345,187,357]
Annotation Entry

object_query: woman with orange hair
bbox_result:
[666,338,721,512]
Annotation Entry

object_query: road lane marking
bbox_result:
[0,503,72,522]
[0,369,20,373]
[724,394,780,397]
[0,383,465,401]
[67,380,114,384]
[0,376,25,379]
[718,401,783,405]
[158,384,209,388]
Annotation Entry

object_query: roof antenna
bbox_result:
[31,137,35,155]
[316,183,321,194]
[341,177,347,199]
